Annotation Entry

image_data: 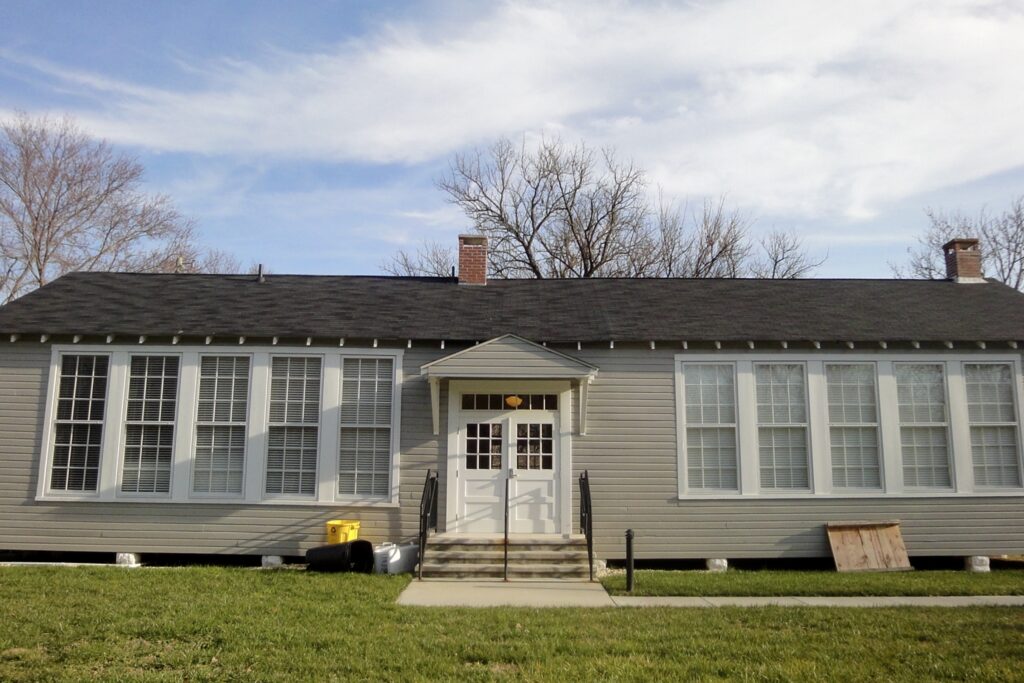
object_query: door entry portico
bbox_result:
[420,335,599,538]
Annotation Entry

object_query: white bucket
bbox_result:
[373,542,420,574]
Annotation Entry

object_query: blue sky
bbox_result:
[3,0,1023,277]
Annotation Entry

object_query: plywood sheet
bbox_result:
[826,520,912,572]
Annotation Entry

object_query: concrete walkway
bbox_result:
[397,580,615,607]
[611,595,1024,608]
[397,581,1024,608]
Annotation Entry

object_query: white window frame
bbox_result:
[825,362,884,492]
[678,362,741,494]
[116,352,184,500]
[754,361,813,492]
[962,361,1024,489]
[337,356,400,504]
[189,353,253,500]
[35,344,403,506]
[894,361,955,491]
[674,352,1024,500]
[263,354,324,501]
[42,352,114,497]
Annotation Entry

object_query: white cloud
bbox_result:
[6,0,1024,221]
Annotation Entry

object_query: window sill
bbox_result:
[37,492,102,501]
[35,494,400,508]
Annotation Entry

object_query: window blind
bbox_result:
[682,363,738,490]
[965,363,1022,488]
[121,356,179,494]
[339,357,394,497]
[50,354,108,492]
[826,364,881,489]
[265,356,321,496]
[896,363,952,488]
[756,363,810,489]
[193,356,250,495]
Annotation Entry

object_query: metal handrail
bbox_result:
[579,469,594,581]
[417,469,439,580]
[503,475,510,581]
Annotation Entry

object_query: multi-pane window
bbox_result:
[466,423,502,470]
[121,356,179,494]
[462,394,558,410]
[826,364,881,489]
[193,356,250,495]
[516,422,553,470]
[756,364,810,490]
[50,355,108,492]
[339,358,394,497]
[965,363,1022,488]
[896,363,952,488]
[682,364,738,490]
[266,356,321,496]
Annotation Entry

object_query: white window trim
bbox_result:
[262,354,324,501]
[187,352,251,501]
[337,357,400,502]
[753,361,814,493]
[35,344,403,507]
[823,361,884,493]
[894,361,956,491]
[962,361,1024,489]
[677,361,741,494]
[40,351,115,499]
[114,352,184,500]
[674,352,1024,500]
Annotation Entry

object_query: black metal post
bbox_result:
[625,528,635,593]
[503,476,510,582]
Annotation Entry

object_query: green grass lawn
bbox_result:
[602,568,1024,597]
[1,568,1022,681]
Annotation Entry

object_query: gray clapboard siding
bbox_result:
[1,341,1023,559]
[570,345,1024,559]
[0,344,440,556]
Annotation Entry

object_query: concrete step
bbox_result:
[427,535,586,545]
[421,536,592,578]
[420,562,592,579]
[425,549,589,564]
[427,539,587,554]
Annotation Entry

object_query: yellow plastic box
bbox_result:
[326,519,360,544]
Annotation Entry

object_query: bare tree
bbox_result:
[384,137,823,279]
[0,112,236,303]
[653,198,752,278]
[382,241,456,277]
[433,138,651,278]
[750,230,825,279]
[891,196,1024,289]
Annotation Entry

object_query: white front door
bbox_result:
[458,418,506,534]
[456,407,560,534]
[508,414,558,534]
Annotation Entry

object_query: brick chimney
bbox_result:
[458,234,487,286]
[943,238,983,282]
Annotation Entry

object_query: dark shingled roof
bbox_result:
[1,271,1024,343]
